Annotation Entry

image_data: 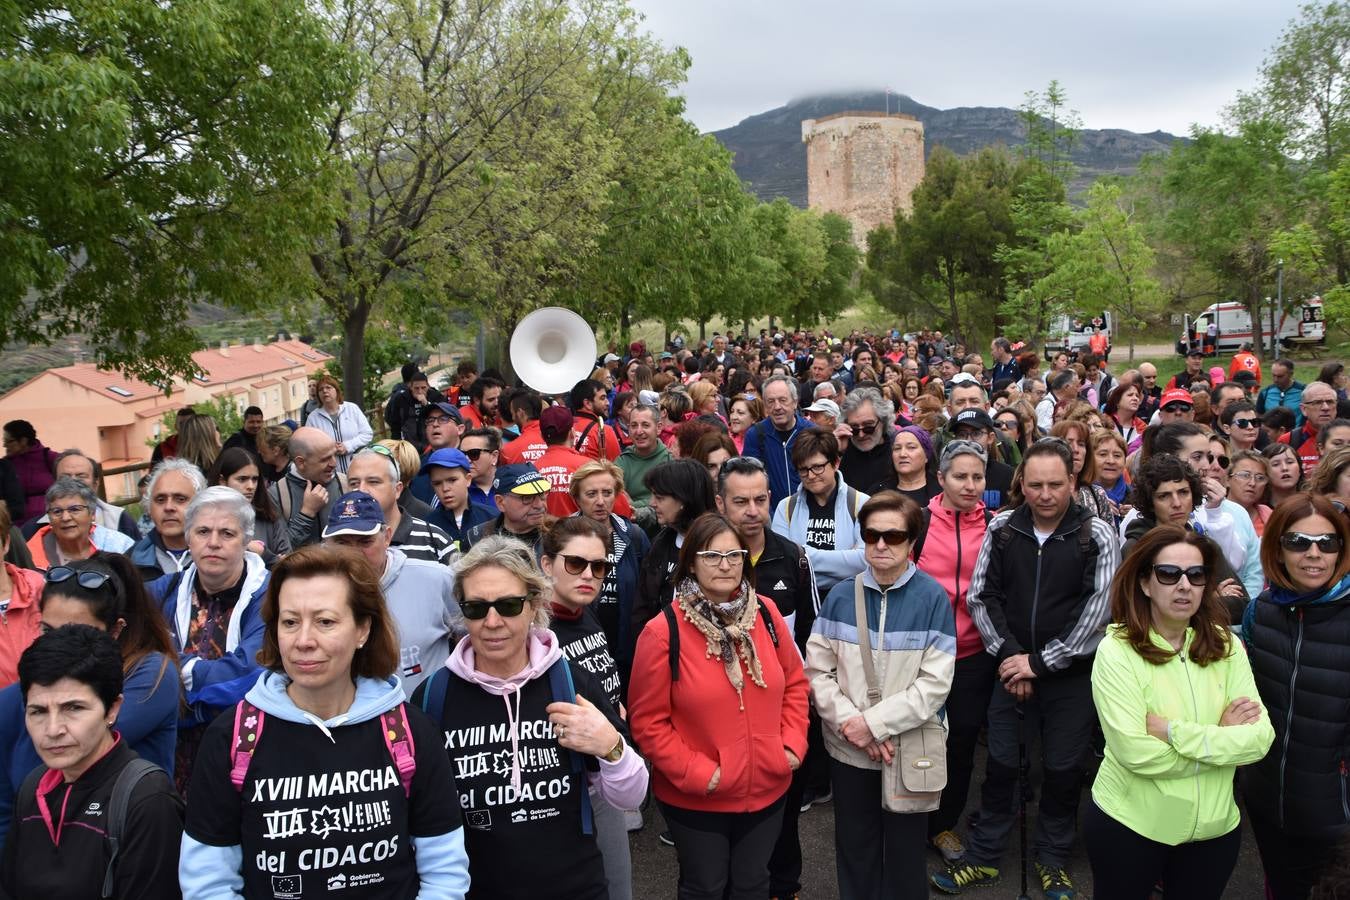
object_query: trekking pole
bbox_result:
[1016,699,1031,900]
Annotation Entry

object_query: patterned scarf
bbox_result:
[674,576,766,710]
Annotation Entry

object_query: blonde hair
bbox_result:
[570,459,626,501]
[378,439,422,487]
[452,534,551,629]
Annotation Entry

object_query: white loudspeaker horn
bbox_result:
[510,307,598,395]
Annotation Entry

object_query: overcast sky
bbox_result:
[627,0,1306,136]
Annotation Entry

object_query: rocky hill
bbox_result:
[711,90,1185,205]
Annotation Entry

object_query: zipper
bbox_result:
[1277,608,1304,830]
[1030,544,1043,651]
[1341,760,1349,823]
[1179,652,1202,841]
[953,514,963,605]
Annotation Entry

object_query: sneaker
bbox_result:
[798,787,833,812]
[929,830,966,863]
[658,830,675,847]
[1035,862,1075,900]
[931,863,999,894]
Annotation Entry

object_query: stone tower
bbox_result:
[801,112,925,249]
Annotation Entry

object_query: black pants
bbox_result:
[928,652,996,837]
[1249,812,1343,900]
[767,762,805,896]
[660,797,786,900]
[830,758,929,900]
[1083,801,1241,900]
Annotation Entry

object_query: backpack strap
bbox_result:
[756,600,780,647]
[419,667,451,724]
[912,508,933,564]
[662,604,681,681]
[277,480,293,522]
[379,704,417,797]
[546,657,594,836]
[102,758,163,899]
[574,417,599,455]
[786,493,798,526]
[847,487,860,518]
[230,700,264,792]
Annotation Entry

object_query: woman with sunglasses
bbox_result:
[1242,493,1350,899]
[631,512,808,900]
[1263,442,1305,508]
[542,517,634,900]
[1227,450,1274,536]
[1085,527,1272,899]
[806,490,955,897]
[0,553,178,843]
[207,447,291,563]
[416,534,645,900]
[1219,401,1263,453]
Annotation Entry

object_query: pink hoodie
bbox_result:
[917,495,990,659]
[446,626,647,810]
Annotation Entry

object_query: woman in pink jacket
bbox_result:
[0,505,41,687]
[914,439,993,865]
[629,512,809,900]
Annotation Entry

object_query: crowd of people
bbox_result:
[0,325,1348,899]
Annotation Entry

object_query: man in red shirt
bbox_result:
[1228,342,1262,385]
[534,406,632,517]
[1280,381,1338,470]
[460,376,504,429]
[570,378,622,461]
[501,392,546,464]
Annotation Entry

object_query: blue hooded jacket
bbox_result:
[741,413,811,510]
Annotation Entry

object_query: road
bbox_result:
[626,743,1270,899]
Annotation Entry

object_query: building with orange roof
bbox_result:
[0,338,332,499]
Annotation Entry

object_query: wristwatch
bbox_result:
[603,736,625,762]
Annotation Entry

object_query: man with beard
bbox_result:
[838,387,896,493]
[460,375,504,429]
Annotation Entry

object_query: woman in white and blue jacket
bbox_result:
[148,487,270,792]
[181,543,468,899]
[771,427,869,596]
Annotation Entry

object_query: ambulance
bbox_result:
[1176,297,1325,355]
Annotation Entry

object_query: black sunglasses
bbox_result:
[463,448,489,460]
[1280,532,1343,554]
[46,566,113,590]
[1208,453,1230,469]
[1231,418,1259,430]
[559,554,610,579]
[1163,403,1194,413]
[1151,564,1208,586]
[460,596,530,620]
[861,528,909,546]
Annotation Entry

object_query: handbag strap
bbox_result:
[853,575,883,707]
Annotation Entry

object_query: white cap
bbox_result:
[804,398,841,418]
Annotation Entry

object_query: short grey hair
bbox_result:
[939,439,988,474]
[841,386,895,428]
[453,534,551,628]
[630,402,659,422]
[351,447,400,482]
[185,485,256,541]
[761,374,799,403]
[146,458,207,504]
[45,476,99,510]
[812,381,836,400]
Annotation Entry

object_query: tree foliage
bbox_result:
[0,0,354,384]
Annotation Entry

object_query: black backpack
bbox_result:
[20,757,172,898]
[910,507,993,564]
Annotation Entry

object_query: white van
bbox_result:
[1046,311,1115,358]
[1175,297,1325,355]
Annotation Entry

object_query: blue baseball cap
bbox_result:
[419,448,472,475]
[493,463,550,496]
[322,491,386,537]
[423,401,463,423]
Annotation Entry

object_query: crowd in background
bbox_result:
[0,323,1348,899]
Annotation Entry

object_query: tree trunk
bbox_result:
[698,318,707,343]
[340,298,371,408]
[768,315,776,334]
[1247,283,1268,361]
[620,306,631,349]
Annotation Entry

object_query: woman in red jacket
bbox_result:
[915,439,992,865]
[629,512,809,900]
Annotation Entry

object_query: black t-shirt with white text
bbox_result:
[184,704,461,899]
[804,489,837,551]
[413,663,625,900]
[551,607,623,710]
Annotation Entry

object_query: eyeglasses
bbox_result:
[1304,398,1337,408]
[994,420,1017,431]
[1208,453,1230,469]
[559,554,610,578]
[46,566,112,589]
[460,596,530,620]
[1230,471,1269,484]
[1151,564,1208,586]
[368,444,395,459]
[861,528,910,546]
[796,462,831,478]
[463,448,489,460]
[47,504,90,519]
[695,549,748,567]
[849,420,879,436]
[1231,418,1259,429]
[424,415,455,426]
[1162,404,1193,414]
[1280,532,1343,554]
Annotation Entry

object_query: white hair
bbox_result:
[185,485,256,541]
[145,457,207,503]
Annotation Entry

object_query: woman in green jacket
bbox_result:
[1086,526,1274,900]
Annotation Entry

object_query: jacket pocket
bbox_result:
[712,735,750,797]
[752,732,793,789]
[897,720,948,794]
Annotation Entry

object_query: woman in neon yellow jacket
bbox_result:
[1086,525,1274,900]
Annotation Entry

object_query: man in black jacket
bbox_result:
[3,626,182,899]
[933,439,1119,898]
[714,455,822,900]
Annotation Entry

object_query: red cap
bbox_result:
[1160,388,1193,408]
[540,405,574,442]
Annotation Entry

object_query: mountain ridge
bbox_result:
[709,90,1186,207]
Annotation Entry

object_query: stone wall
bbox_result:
[801,112,925,248]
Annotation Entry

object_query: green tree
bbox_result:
[1036,182,1165,362]
[995,161,1074,339]
[1162,121,1299,358]
[0,0,353,385]
[1019,80,1082,185]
